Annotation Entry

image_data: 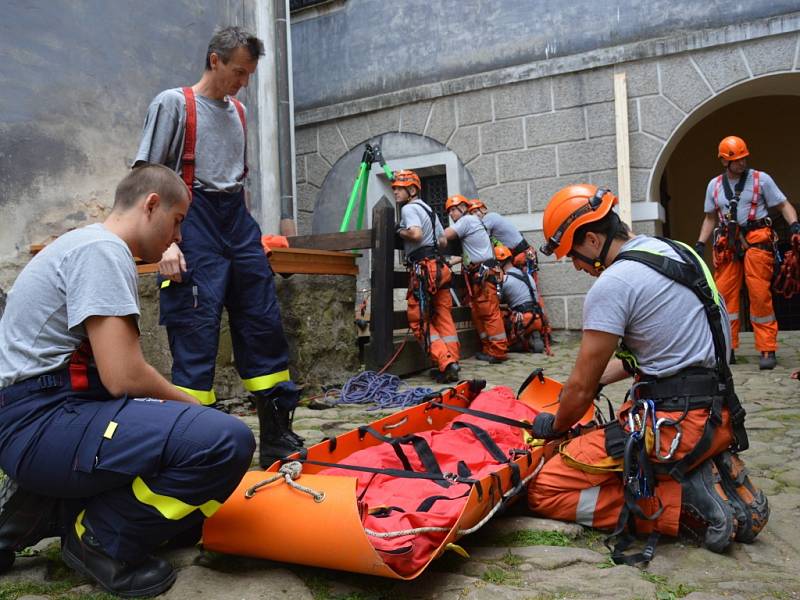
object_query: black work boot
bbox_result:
[254,393,304,469]
[434,362,460,383]
[679,459,737,553]
[713,451,769,543]
[0,476,60,574]
[530,331,545,354]
[729,350,737,365]
[61,517,176,598]
[759,351,776,370]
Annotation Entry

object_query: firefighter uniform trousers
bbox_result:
[0,370,254,562]
[528,401,733,538]
[159,189,293,406]
[713,227,777,352]
[467,267,508,359]
[406,258,460,371]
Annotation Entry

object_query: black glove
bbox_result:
[693,241,706,255]
[531,412,565,440]
[790,222,800,236]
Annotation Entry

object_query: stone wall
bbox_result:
[138,272,359,399]
[293,29,800,330]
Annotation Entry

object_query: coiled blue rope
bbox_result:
[325,371,433,410]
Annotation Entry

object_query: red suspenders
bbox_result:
[712,171,761,224]
[180,86,248,189]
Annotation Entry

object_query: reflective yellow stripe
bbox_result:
[75,509,86,538]
[241,370,290,393]
[103,421,118,440]
[132,476,221,520]
[160,280,171,289]
[176,386,216,405]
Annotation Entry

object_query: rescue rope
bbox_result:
[244,461,325,503]
[323,371,433,410]
[363,455,545,539]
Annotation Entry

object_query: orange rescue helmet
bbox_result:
[468,199,486,213]
[391,169,421,192]
[718,136,749,161]
[494,245,513,262]
[540,184,618,259]
[445,194,470,211]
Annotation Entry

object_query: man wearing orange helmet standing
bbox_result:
[527,184,766,564]
[393,170,461,382]
[694,136,799,370]
[438,195,508,363]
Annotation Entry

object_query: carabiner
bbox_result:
[654,417,682,461]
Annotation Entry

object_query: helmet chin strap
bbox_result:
[571,232,615,272]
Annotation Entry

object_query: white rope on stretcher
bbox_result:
[244,461,326,503]
[364,455,546,539]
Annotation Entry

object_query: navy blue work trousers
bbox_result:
[159,189,293,405]
[0,370,255,561]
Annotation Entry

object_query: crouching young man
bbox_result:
[0,165,255,597]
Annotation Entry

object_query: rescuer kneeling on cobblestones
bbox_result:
[527,184,768,565]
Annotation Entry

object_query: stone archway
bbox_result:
[647,72,800,242]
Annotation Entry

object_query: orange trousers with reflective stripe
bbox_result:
[468,274,508,359]
[714,227,777,352]
[502,308,543,350]
[407,275,460,373]
[528,404,733,537]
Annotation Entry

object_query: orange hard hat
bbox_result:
[445,194,470,211]
[540,184,618,259]
[391,169,421,191]
[468,199,486,213]
[718,136,749,161]
[494,245,512,262]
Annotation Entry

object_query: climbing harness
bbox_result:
[774,233,800,299]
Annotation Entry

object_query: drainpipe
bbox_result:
[275,0,297,235]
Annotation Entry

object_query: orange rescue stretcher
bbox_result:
[203,371,592,580]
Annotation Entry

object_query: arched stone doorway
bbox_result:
[651,73,800,329]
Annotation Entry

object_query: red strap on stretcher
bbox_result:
[180,87,248,189]
[69,340,93,391]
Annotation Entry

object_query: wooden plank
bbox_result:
[614,72,632,227]
[33,243,358,277]
[365,197,397,370]
[288,229,373,251]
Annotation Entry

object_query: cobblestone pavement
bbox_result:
[5,332,800,599]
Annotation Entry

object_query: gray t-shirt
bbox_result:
[399,199,444,256]
[583,236,731,378]
[501,266,538,310]
[134,88,247,193]
[482,212,524,249]
[452,215,494,264]
[703,170,786,224]
[0,224,140,388]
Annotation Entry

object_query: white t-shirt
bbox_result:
[452,215,494,264]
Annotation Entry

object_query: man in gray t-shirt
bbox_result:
[527,184,763,560]
[134,26,303,467]
[393,170,460,382]
[693,135,799,370]
[439,195,508,361]
[0,166,254,595]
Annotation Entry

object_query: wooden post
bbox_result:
[365,196,395,370]
[614,72,632,227]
